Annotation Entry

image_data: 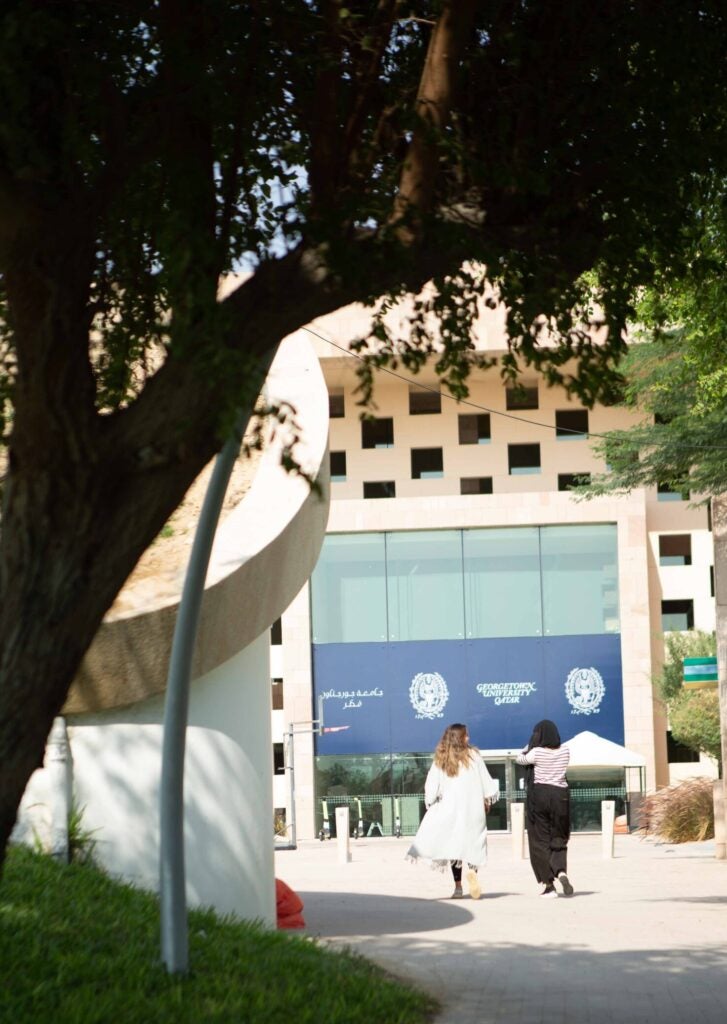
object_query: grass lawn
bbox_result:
[0,847,437,1023]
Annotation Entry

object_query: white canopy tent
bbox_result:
[564,730,647,797]
[565,730,646,768]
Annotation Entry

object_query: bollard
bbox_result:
[714,781,726,860]
[335,807,351,864]
[511,801,526,860]
[601,800,615,858]
[47,717,72,864]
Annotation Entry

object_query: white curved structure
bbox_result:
[15,332,330,925]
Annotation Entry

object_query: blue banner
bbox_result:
[313,634,623,755]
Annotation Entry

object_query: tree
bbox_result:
[655,631,721,765]
[1,1,727,866]
[581,186,727,846]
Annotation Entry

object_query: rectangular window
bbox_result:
[460,477,493,495]
[508,443,541,475]
[330,451,347,482]
[458,414,491,444]
[711,565,715,598]
[362,417,394,449]
[271,678,284,711]
[555,409,589,439]
[506,384,538,410]
[541,524,620,635]
[409,387,441,414]
[311,533,387,643]
[661,599,694,631]
[463,527,542,638]
[657,482,690,502]
[386,530,464,640]
[558,473,591,492]
[666,731,699,763]
[363,481,396,499]
[658,534,692,566]
[273,742,285,774]
[270,618,282,645]
[329,392,345,418]
[411,447,444,479]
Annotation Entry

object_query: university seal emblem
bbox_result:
[409,671,449,720]
[565,666,605,715]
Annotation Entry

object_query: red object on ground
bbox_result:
[276,877,305,929]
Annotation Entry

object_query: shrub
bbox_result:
[638,777,715,843]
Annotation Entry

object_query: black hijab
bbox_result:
[526,719,562,751]
[522,719,561,809]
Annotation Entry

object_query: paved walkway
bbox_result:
[275,832,727,1024]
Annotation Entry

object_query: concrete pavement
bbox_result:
[275,832,727,1024]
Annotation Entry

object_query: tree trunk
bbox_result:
[711,495,727,858]
[0,431,222,867]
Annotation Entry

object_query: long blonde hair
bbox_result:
[433,723,474,777]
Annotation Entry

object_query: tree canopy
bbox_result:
[655,631,721,764]
[580,192,727,500]
[2,0,727,862]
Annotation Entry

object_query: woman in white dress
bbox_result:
[407,723,499,899]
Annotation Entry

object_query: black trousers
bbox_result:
[526,784,570,884]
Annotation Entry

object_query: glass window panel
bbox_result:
[508,443,541,475]
[460,477,493,495]
[409,388,441,414]
[363,480,396,499]
[506,385,538,410]
[541,524,619,636]
[661,599,694,631]
[558,473,591,491]
[330,450,347,482]
[463,527,542,638]
[311,533,387,643]
[362,417,394,448]
[386,530,465,641]
[329,392,345,418]
[658,534,691,566]
[555,409,589,438]
[458,414,491,444]
[411,447,444,479]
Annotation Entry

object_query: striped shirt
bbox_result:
[516,745,570,787]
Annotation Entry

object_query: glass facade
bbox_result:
[312,524,620,643]
[310,523,622,833]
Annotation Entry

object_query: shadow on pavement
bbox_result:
[299,890,473,936]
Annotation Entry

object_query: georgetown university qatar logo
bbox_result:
[409,671,450,720]
[565,666,605,715]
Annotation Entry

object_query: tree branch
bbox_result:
[391,0,478,241]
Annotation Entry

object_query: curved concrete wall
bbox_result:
[65,331,330,713]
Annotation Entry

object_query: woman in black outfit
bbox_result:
[516,719,574,898]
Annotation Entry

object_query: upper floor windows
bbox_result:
[363,480,396,499]
[558,473,591,492]
[362,417,394,449]
[458,413,491,445]
[330,451,347,482]
[508,443,541,475]
[461,477,493,495]
[661,599,694,631]
[506,384,538,410]
[658,534,691,566]
[555,409,589,439]
[657,482,690,502]
[329,391,345,418]
[411,448,444,479]
[409,387,441,415]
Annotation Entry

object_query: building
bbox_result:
[273,300,717,842]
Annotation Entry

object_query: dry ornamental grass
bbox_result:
[638,777,715,843]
